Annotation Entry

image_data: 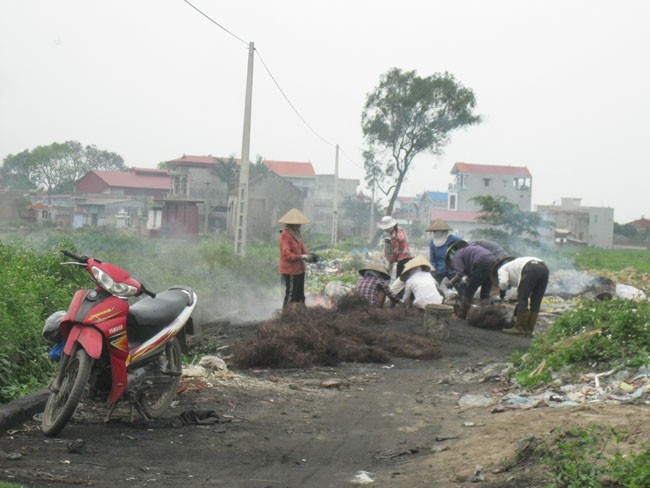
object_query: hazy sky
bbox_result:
[1,1,648,223]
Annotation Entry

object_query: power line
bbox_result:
[182,0,248,46]
[339,146,365,171]
[182,0,366,174]
[255,48,334,148]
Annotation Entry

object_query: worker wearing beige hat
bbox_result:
[355,262,401,307]
[378,215,412,278]
[426,219,463,284]
[278,208,316,309]
[399,256,443,309]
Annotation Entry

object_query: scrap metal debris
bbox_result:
[179,409,224,425]
[232,300,441,369]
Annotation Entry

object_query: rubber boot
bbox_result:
[503,310,529,335]
[526,312,539,337]
[456,297,472,320]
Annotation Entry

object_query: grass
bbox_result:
[538,426,650,488]
[513,299,650,388]
[573,248,650,273]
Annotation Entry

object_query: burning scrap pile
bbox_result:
[546,268,647,301]
[232,295,441,369]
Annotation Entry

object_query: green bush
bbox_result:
[0,230,283,402]
[0,244,86,402]
[540,426,650,488]
[513,299,650,387]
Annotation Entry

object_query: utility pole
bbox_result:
[331,144,339,246]
[368,179,376,243]
[234,41,254,256]
[203,181,210,234]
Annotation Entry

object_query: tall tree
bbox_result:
[470,195,552,253]
[362,68,481,217]
[1,141,126,193]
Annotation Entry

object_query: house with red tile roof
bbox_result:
[75,168,171,199]
[628,217,650,231]
[449,162,532,213]
[164,155,359,238]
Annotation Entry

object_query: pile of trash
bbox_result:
[455,363,650,413]
[547,268,647,301]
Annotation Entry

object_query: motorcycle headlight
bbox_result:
[91,266,139,297]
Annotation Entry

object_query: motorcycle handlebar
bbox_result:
[61,250,88,263]
[141,284,156,298]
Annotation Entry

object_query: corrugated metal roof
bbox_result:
[452,162,531,178]
[420,191,448,201]
[90,170,171,190]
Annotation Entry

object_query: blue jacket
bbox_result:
[429,234,462,279]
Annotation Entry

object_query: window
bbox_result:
[449,194,457,210]
[483,178,491,187]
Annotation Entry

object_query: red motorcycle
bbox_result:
[41,250,197,437]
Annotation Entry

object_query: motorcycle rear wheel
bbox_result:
[138,338,182,418]
[42,349,93,437]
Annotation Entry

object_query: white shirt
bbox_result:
[497,257,543,290]
[402,269,443,308]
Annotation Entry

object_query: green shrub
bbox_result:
[513,299,650,388]
[0,244,86,402]
[540,426,650,488]
[0,230,285,402]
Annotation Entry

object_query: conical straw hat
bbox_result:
[278,208,311,224]
[358,262,391,280]
[491,256,516,286]
[426,219,451,232]
[400,256,433,280]
[444,239,468,267]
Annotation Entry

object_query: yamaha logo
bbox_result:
[109,325,124,335]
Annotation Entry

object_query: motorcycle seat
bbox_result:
[127,289,191,339]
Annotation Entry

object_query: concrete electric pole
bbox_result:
[331,144,339,246]
[234,41,254,256]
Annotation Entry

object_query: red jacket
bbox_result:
[279,228,308,275]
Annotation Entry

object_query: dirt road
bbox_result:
[1,313,646,487]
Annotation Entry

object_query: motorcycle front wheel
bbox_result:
[42,349,93,437]
[138,337,182,418]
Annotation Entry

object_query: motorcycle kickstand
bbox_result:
[131,401,152,422]
[104,402,118,423]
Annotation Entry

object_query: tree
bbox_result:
[341,192,382,238]
[212,156,240,193]
[212,154,269,192]
[361,68,481,217]
[470,195,552,253]
[1,141,126,193]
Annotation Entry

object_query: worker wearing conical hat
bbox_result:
[278,208,314,310]
[355,263,401,307]
[398,256,443,309]
[426,220,463,284]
